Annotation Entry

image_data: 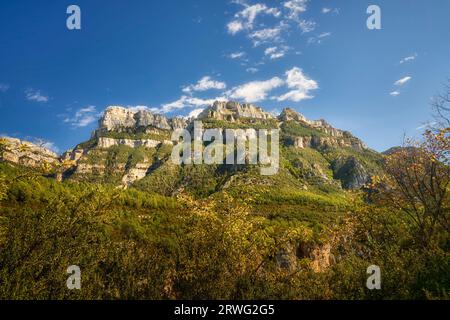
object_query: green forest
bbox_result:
[0,122,448,300]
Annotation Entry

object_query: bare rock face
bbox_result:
[332,156,371,189]
[121,162,152,187]
[98,106,182,132]
[135,110,171,130]
[61,148,85,162]
[294,136,365,150]
[0,137,59,168]
[198,101,274,121]
[97,137,164,149]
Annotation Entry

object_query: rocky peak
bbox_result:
[98,106,175,131]
[279,108,308,122]
[279,108,331,129]
[197,101,274,121]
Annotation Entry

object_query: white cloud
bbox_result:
[227,3,281,35]
[390,91,400,97]
[394,76,412,86]
[318,32,331,38]
[25,88,49,103]
[307,32,331,45]
[284,0,308,20]
[322,7,339,14]
[182,76,227,93]
[225,0,319,49]
[228,77,284,103]
[161,96,226,113]
[298,19,316,33]
[227,20,244,34]
[246,67,259,74]
[275,67,318,102]
[0,83,10,92]
[162,66,318,112]
[64,105,99,128]
[249,26,283,46]
[264,46,288,59]
[400,53,418,64]
[228,51,246,59]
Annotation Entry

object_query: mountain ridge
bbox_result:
[1,101,383,191]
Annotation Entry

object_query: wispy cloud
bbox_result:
[228,51,246,59]
[226,0,314,49]
[25,88,49,103]
[64,105,100,128]
[264,46,289,59]
[390,91,400,97]
[298,19,316,33]
[394,76,412,86]
[322,7,339,14]
[284,0,308,20]
[249,26,283,46]
[307,32,331,45]
[0,83,10,92]
[399,53,418,64]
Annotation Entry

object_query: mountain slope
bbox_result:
[52,101,383,196]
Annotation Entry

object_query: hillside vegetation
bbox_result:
[0,101,448,300]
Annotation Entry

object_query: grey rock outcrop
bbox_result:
[279,107,308,122]
[198,101,274,121]
[97,137,172,149]
[121,161,152,187]
[294,135,365,150]
[97,106,185,132]
[332,156,371,189]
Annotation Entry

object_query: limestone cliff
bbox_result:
[279,108,367,151]
[197,101,274,121]
[0,137,59,168]
[93,106,187,137]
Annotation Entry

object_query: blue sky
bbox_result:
[0,0,449,153]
